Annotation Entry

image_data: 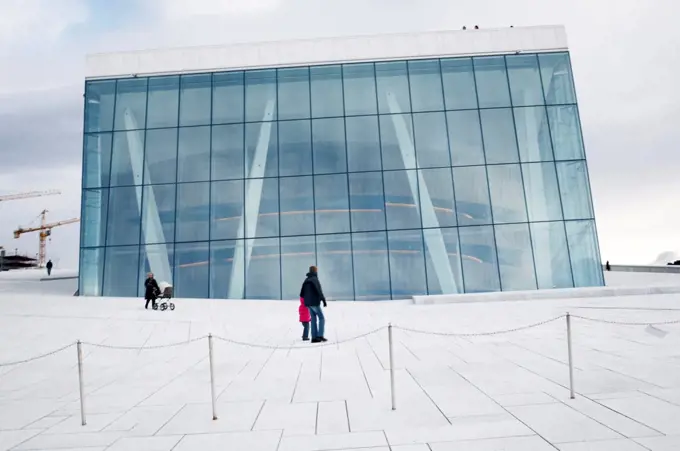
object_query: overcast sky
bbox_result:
[0,0,678,269]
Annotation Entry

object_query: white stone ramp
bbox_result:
[0,292,679,450]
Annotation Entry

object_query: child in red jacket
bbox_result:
[299,297,311,341]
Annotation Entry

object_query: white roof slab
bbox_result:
[85,25,568,79]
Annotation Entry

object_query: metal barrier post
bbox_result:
[208,334,217,420]
[566,313,575,399]
[388,323,396,410]
[76,340,86,425]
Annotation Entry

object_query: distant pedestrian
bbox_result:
[605,261,611,271]
[299,297,311,341]
[144,272,160,309]
[46,260,53,276]
[300,266,327,343]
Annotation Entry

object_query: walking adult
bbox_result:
[300,266,327,343]
[144,272,160,309]
[46,260,53,276]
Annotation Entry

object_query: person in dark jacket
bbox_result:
[46,260,53,276]
[144,272,160,309]
[299,266,327,343]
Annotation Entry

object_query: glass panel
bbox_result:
[343,63,377,116]
[547,105,585,160]
[279,176,315,236]
[138,243,174,297]
[522,163,563,222]
[175,182,209,242]
[311,65,344,118]
[314,174,350,234]
[245,177,279,238]
[213,71,244,124]
[180,74,211,126]
[380,113,415,170]
[81,189,108,247]
[376,61,411,114]
[146,76,179,129]
[245,122,278,178]
[487,164,528,224]
[413,112,450,168]
[419,168,456,228]
[143,128,177,185]
[210,240,241,298]
[245,69,277,122]
[79,248,104,296]
[346,115,381,172]
[495,223,537,291]
[211,180,244,240]
[384,170,421,230]
[113,78,147,131]
[279,120,312,176]
[530,221,573,289]
[277,67,310,120]
[106,186,141,246]
[83,133,112,188]
[281,236,315,300]
[423,228,464,295]
[245,237,281,299]
[85,81,116,133]
[441,57,477,110]
[506,54,544,107]
[459,225,500,293]
[408,59,444,112]
[348,172,386,232]
[565,220,603,287]
[556,161,594,220]
[452,166,492,226]
[317,234,354,300]
[312,117,346,174]
[103,245,139,297]
[110,130,144,186]
[473,56,511,108]
[388,229,426,298]
[352,232,390,300]
[141,184,176,245]
[514,106,553,162]
[178,126,210,183]
[480,108,519,164]
[212,124,244,181]
[446,110,484,166]
[539,52,577,105]
[174,242,210,298]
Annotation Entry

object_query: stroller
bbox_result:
[152,282,175,311]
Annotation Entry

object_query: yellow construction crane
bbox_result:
[0,190,61,202]
[13,210,79,267]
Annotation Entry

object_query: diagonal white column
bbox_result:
[386,93,460,294]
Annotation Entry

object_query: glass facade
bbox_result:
[80,51,604,300]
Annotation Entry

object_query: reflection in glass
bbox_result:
[388,230,426,298]
[210,240,241,298]
[245,122,278,178]
[473,56,511,108]
[314,174,350,234]
[180,74,211,126]
[211,180,244,240]
[506,54,544,107]
[103,245,139,297]
[213,71,244,124]
[245,238,281,299]
[175,182,209,242]
[547,105,585,160]
[83,133,112,188]
[352,232,390,300]
[106,186,141,246]
[495,223,537,291]
[278,67,310,120]
[447,110,484,166]
[245,69,277,122]
[384,170,421,230]
[480,108,519,164]
[177,126,210,183]
[522,163,563,222]
[413,112,450,168]
[279,177,315,236]
[141,184,176,245]
[146,76,179,129]
[110,130,144,186]
[348,172,386,232]
[531,221,573,289]
[311,65,343,118]
[313,118,346,174]
[212,124,244,181]
[281,235,316,299]
[114,78,147,131]
[81,189,108,247]
[138,243,174,297]
[380,114,415,170]
[566,220,603,287]
[441,58,477,110]
[79,248,104,296]
[376,61,411,114]
[556,161,594,220]
[459,225,500,292]
[408,59,444,112]
[539,52,577,105]
[346,115,382,172]
[452,166,492,226]
[85,81,116,133]
[514,106,553,162]
[423,228,464,294]
[419,168,456,228]
[144,128,177,185]
[487,164,528,224]
[174,242,210,298]
[279,120,312,176]
[317,234,354,299]
[343,63,377,116]
[246,177,279,238]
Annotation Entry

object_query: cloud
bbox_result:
[154,0,282,17]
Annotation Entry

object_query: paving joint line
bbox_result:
[404,367,452,425]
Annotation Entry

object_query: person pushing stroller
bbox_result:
[144,272,160,309]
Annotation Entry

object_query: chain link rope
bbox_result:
[0,342,75,367]
[572,315,680,327]
[214,326,387,350]
[82,335,207,351]
[395,315,566,337]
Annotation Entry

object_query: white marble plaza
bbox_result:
[1,275,680,450]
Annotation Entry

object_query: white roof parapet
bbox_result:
[86,25,568,79]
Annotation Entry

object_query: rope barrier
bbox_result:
[214,326,387,350]
[571,315,680,327]
[0,342,75,367]
[395,315,566,337]
[82,335,207,350]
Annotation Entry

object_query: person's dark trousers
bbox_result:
[145,298,156,309]
[47,268,51,276]
[309,306,325,339]
[301,322,310,340]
